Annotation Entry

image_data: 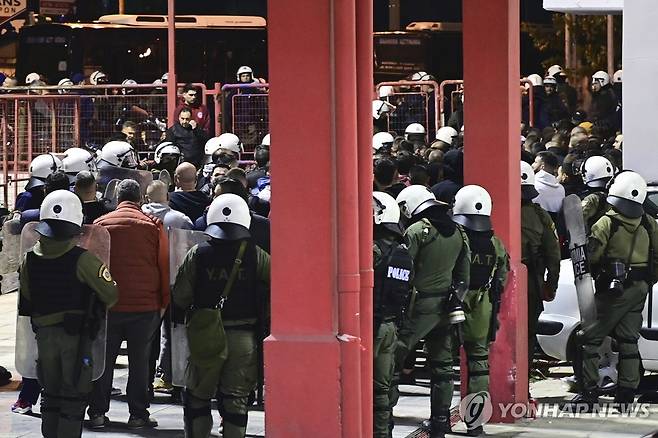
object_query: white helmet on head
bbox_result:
[435,126,458,145]
[527,74,543,87]
[99,140,137,168]
[405,123,426,136]
[543,76,557,86]
[396,185,442,219]
[90,70,107,85]
[236,65,254,81]
[581,156,614,188]
[547,64,564,78]
[35,190,83,239]
[261,133,270,147]
[452,185,493,231]
[205,133,242,157]
[372,131,395,152]
[57,78,74,93]
[613,69,622,84]
[520,161,539,201]
[154,141,181,164]
[373,100,395,120]
[62,148,98,183]
[607,171,647,218]
[378,85,394,98]
[26,154,63,190]
[25,72,40,85]
[411,71,429,81]
[205,193,252,240]
[161,72,169,83]
[373,191,402,235]
[592,70,610,87]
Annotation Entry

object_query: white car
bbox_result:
[537,189,658,385]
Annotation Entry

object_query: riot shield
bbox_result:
[158,169,172,190]
[15,223,111,381]
[99,166,153,196]
[169,228,210,387]
[103,178,121,211]
[0,218,22,293]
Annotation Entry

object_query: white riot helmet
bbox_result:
[581,156,614,188]
[520,161,539,201]
[236,66,254,82]
[154,141,182,165]
[547,64,564,78]
[261,133,271,147]
[378,85,394,98]
[25,72,40,85]
[452,185,493,231]
[62,148,98,183]
[527,74,543,87]
[205,133,242,158]
[90,70,108,85]
[161,72,169,83]
[396,185,442,219]
[121,78,137,94]
[205,193,252,240]
[592,71,610,87]
[98,140,138,168]
[373,99,395,120]
[373,191,402,235]
[613,69,622,84]
[607,171,647,218]
[26,154,63,190]
[35,190,83,239]
[372,131,395,152]
[57,78,74,94]
[411,71,429,81]
[405,123,426,143]
[543,76,557,86]
[435,126,458,145]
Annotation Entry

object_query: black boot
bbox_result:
[614,387,636,412]
[467,425,484,436]
[638,392,658,404]
[422,413,450,438]
[561,388,598,413]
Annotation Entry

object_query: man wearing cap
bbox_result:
[18,190,118,438]
[173,193,270,438]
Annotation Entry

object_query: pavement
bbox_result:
[1,290,658,437]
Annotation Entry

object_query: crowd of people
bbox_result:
[2,60,656,438]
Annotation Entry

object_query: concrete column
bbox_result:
[463,0,528,422]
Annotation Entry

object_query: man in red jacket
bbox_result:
[88,179,169,430]
[174,83,211,134]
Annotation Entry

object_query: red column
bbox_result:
[265,1,371,436]
[463,0,528,423]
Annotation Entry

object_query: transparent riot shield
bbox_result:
[0,218,22,293]
[99,166,154,196]
[15,223,111,381]
[158,169,172,190]
[103,179,121,211]
[169,228,210,387]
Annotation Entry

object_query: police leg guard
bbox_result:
[58,395,87,438]
[40,393,61,438]
[182,390,213,438]
[617,337,642,391]
[374,380,392,438]
[218,392,249,438]
[464,341,489,395]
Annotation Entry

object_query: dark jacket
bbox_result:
[169,190,210,223]
[590,86,619,129]
[164,123,207,168]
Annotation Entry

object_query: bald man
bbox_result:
[168,163,210,222]
[143,181,193,230]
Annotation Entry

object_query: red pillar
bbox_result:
[265,1,371,436]
[463,0,528,422]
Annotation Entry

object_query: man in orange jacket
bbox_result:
[88,179,169,430]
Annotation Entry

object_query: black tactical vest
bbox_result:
[465,229,497,290]
[373,239,414,321]
[194,239,259,321]
[27,246,92,316]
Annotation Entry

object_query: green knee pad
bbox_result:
[183,391,213,438]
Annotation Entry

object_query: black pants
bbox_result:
[88,311,160,419]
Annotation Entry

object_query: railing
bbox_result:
[221,83,269,154]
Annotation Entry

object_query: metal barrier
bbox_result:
[221,83,269,153]
[375,80,440,142]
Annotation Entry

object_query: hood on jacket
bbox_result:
[535,170,561,189]
[142,202,170,220]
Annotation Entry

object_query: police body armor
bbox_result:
[465,229,497,292]
[373,239,414,329]
[15,223,110,380]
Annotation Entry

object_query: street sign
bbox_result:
[0,0,26,26]
[40,0,75,16]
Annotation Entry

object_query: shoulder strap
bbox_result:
[219,241,248,306]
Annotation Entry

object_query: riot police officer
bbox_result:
[393,185,470,438]
[173,194,270,438]
[452,185,509,436]
[372,191,414,438]
[18,190,118,438]
[580,156,615,230]
[520,161,561,373]
[567,171,658,411]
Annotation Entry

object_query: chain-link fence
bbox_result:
[221,83,269,154]
[376,80,440,142]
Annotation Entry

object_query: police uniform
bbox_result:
[461,229,509,396]
[521,200,561,365]
[373,237,413,438]
[173,193,270,438]
[582,191,609,230]
[393,198,470,435]
[19,237,117,438]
